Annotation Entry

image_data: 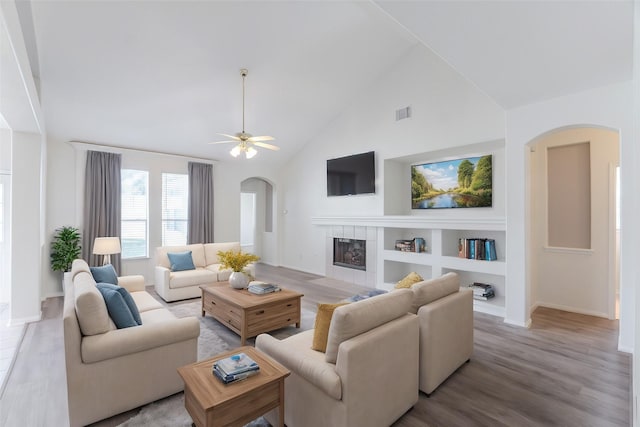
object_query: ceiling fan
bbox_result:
[209,68,279,159]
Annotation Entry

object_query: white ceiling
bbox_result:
[24,1,634,165]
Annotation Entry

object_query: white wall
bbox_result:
[279,44,505,275]
[11,131,43,324]
[505,81,635,344]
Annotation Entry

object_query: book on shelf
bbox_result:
[248,281,281,294]
[464,282,495,301]
[394,239,414,252]
[457,238,497,261]
[213,352,260,384]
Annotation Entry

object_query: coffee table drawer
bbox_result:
[246,299,300,335]
[203,293,242,330]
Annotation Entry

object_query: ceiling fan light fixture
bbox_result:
[246,147,258,159]
[230,146,241,157]
[209,68,278,158]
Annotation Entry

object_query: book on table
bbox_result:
[248,281,281,294]
[212,352,260,384]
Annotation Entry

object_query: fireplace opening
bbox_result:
[333,238,366,271]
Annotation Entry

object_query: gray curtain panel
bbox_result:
[82,151,122,273]
[188,162,214,244]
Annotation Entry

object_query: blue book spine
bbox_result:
[469,239,475,260]
[485,240,491,261]
[489,239,497,261]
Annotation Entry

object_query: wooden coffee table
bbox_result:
[201,283,303,345]
[178,346,290,427]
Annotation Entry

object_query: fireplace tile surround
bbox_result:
[325,225,377,287]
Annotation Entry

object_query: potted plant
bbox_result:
[217,249,260,289]
[51,226,82,285]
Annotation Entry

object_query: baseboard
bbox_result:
[617,344,633,354]
[7,312,42,326]
[535,302,609,319]
[503,317,531,328]
[42,291,64,301]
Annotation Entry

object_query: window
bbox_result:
[162,173,189,246]
[121,169,149,258]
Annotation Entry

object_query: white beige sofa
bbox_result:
[63,259,200,427]
[154,242,256,302]
[410,272,474,395]
[256,288,419,427]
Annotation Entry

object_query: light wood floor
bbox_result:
[0,265,631,427]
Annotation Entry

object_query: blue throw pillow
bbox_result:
[96,283,138,329]
[167,251,196,272]
[90,264,119,285]
[96,282,142,325]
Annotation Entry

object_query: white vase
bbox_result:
[229,271,250,289]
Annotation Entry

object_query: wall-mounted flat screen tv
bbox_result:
[327,151,375,197]
[411,154,492,209]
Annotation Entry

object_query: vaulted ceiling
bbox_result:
[21,1,634,165]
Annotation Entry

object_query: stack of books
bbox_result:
[248,281,281,295]
[467,282,495,301]
[212,352,260,384]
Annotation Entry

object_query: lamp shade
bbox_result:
[93,237,121,255]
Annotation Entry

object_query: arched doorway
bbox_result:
[527,126,620,319]
[240,177,277,265]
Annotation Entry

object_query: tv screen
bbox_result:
[411,154,492,209]
[327,151,375,197]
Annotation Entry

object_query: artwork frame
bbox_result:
[411,154,492,209]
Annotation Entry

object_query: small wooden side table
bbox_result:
[177,346,290,427]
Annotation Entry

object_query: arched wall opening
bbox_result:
[526,125,620,319]
[240,177,277,266]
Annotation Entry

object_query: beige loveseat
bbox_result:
[63,259,200,427]
[154,242,256,302]
[256,288,419,427]
[409,272,474,395]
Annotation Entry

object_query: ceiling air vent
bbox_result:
[395,106,411,121]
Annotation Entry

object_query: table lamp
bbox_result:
[93,237,121,265]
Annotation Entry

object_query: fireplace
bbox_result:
[333,238,366,271]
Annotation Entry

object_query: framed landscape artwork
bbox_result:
[411,155,492,209]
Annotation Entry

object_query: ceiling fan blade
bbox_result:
[253,141,280,151]
[217,133,241,141]
[208,140,236,145]
[247,135,275,142]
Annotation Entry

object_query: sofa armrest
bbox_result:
[256,334,342,400]
[81,316,200,364]
[117,275,146,293]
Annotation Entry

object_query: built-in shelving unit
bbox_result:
[312,216,506,318]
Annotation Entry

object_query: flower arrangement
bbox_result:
[217,249,260,273]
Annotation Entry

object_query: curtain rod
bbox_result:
[68,140,218,164]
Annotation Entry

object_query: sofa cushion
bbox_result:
[169,268,217,289]
[204,242,240,266]
[205,264,233,281]
[167,251,196,272]
[96,283,142,325]
[410,272,460,314]
[312,302,349,353]
[395,271,423,289]
[325,288,413,364]
[131,291,164,313]
[96,284,139,329]
[74,272,111,336]
[90,264,118,285]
